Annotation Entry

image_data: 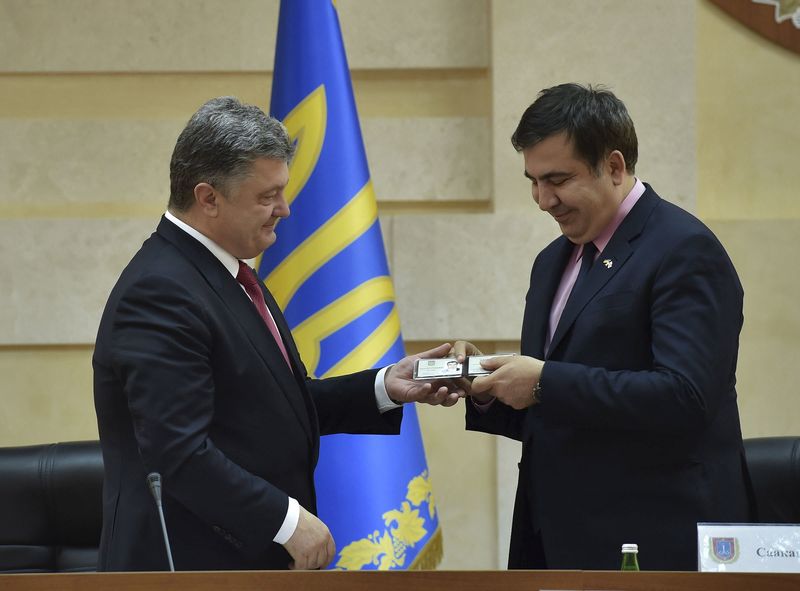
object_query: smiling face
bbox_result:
[523,132,628,245]
[208,157,290,259]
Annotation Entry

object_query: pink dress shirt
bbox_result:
[544,178,645,354]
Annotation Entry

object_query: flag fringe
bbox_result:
[409,526,443,570]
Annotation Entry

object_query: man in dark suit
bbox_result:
[93,97,458,571]
[455,83,752,570]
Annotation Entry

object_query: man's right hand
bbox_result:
[284,505,336,570]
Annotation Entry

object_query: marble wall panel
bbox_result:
[0,217,159,344]
[491,0,696,214]
[337,0,488,69]
[0,0,277,73]
[0,73,273,119]
[364,117,490,201]
[697,1,800,220]
[0,210,554,344]
[708,219,800,439]
[415,401,497,569]
[1,120,180,212]
[389,212,561,342]
[0,71,489,120]
[0,347,98,446]
[0,0,488,73]
[496,435,522,567]
[1,117,487,211]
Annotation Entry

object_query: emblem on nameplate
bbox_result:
[711,537,739,563]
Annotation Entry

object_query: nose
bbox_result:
[536,183,558,212]
[275,193,290,219]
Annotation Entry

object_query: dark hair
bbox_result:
[511,83,638,174]
[168,96,295,211]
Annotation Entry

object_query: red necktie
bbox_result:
[236,261,292,371]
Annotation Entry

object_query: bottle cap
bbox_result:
[621,543,638,553]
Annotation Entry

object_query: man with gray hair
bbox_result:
[93,97,458,571]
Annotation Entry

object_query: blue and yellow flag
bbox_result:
[259,0,441,570]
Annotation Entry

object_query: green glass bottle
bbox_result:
[620,543,640,571]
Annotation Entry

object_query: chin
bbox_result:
[559,223,586,240]
[259,235,277,252]
[559,226,578,240]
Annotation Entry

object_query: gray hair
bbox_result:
[168,96,295,211]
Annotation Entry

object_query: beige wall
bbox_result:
[1,0,797,570]
[697,0,800,438]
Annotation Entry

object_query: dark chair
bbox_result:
[0,441,104,573]
[743,436,800,524]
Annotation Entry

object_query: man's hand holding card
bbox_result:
[412,354,516,380]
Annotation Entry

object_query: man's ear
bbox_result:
[607,150,627,185]
[194,182,218,216]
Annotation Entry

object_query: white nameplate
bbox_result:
[698,523,800,572]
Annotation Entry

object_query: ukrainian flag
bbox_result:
[258,0,442,570]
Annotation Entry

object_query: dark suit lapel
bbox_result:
[155,217,314,441]
[547,188,660,357]
[261,285,320,440]
[522,237,574,359]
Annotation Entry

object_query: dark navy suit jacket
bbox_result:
[93,217,402,571]
[467,185,752,570]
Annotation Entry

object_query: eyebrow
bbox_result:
[258,185,284,196]
[523,170,573,181]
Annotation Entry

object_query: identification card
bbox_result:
[412,355,514,380]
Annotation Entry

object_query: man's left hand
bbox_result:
[385,343,464,407]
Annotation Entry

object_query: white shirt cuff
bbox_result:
[375,365,403,413]
[273,496,299,545]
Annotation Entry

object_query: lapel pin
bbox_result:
[602,259,613,269]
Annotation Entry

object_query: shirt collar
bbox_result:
[164,210,241,278]
[587,177,645,255]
